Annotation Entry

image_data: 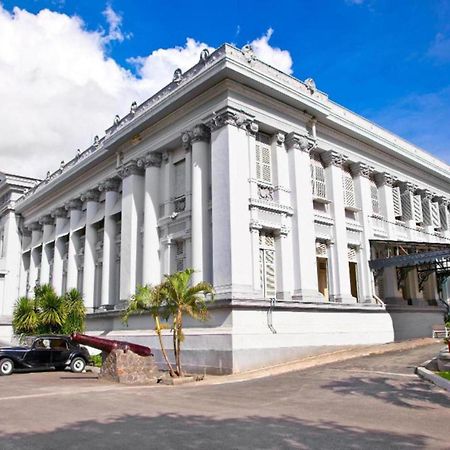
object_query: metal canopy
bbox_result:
[369,249,450,271]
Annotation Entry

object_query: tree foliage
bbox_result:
[12,284,86,336]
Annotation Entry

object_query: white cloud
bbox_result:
[249,28,293,75]
[428,32,450,62]
[0,6,293,178]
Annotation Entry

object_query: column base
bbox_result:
[329,294,358,304]
[276,291,292,301]
[292,289,326,303]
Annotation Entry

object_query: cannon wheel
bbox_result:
[70,357,86,373]
[0,358,14,376]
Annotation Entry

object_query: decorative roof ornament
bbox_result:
[173,68,183,83]
[76,149,81,157]
[46,171,51,179]
[93,135,99,146]
[241,44,256,63]
[305,78,316,94]
[114,115,120,126]
[59,160,65,169]
[130,101,138,115]
[199,49,210,63]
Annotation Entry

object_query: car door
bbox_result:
[49,338,71,367]
[23,338,53,368]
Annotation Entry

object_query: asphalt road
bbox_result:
[0,343,449,450]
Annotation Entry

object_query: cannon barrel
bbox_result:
[71,333,152,357]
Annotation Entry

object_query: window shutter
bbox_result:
[392,186,402,218]
[431,202,441,228]
[440,204,449,230]
[256,141,272,184]
[413,195,423,223]
[400,191,413,220]
[370,180,380,214]
[175,241,185,272]
[174,160,185,198]
[311,157,326,199]
[259,232,276,298]
[347,246,357,262]
[342,169,356,208]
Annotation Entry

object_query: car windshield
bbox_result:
[33,339,51,350]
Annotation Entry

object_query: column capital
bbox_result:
[274,132,285,145]
[51,207,68,219]
[98,177,121,192]
[28,221,42,232]
[205,107,257,134]
[321,150,347,167]
[181,131,192,150]
[285,132,315,154]
[417,189,434,200]
[65,199,83,211]
[39,215,54,225]
[137,152,163,169]
[398,181,416,193]
[191,124,211,143]
[434,196,450,206]
[350,162,373,178]
[249,220,263,232]
[117,160,144,179]
[374,172,395,187]
[80,189,100,203]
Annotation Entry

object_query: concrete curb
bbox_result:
[200,338,438,385]
[416,366,450,393]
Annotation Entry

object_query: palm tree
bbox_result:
[36,284,67,334]
[62,289,86,334]
[123,284,176,377]
[12,296,39,335]
[162,269,214,376]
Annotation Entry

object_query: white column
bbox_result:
[39,216,54,285]
[209,109,254,297]
[81,190,99,310]
[322,151,355,303]
[285,132,322,302]
[52,208,68,296]
[65,200,82,291]
[118,161,145,301]
[99,179,120,306]
[189,124,211,284]
[383,266,403,303]
[375,172,396,239]
[139,153,162,286]
[351,162,375,303]
[28,223,42,293]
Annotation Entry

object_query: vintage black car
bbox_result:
[0,335,90,376]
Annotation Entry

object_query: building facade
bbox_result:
[2,44,450,372]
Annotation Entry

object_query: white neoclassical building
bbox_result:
[1,44,450,372]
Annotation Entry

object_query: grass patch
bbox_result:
[90,354,103,367]
[437,371,450,381]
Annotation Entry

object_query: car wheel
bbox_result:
[70,357,86,373]
[0,358,14,376]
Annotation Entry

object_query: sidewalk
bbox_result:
[201,338,439,385]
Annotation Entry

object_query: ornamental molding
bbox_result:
[418,189,434,201]
[434,196,450,207]
[285,132,316,154]
[321,150,347,168]
[374,172,395,187]
[39,215,54,226]
[275,132,285,145]
[65,199,83,211]
[51,207,68,219]
[137,152,163,169]
[80,189,100,203]
[206,107,258,135]
[398,181,417,193]
[350,162,374,178]
[117,160,144,179]
[28,222,42,231]
[191,123,211,143]
[181,131,192,150]
[98,178,121,192]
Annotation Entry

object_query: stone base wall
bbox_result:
[99,348,160,384]
[0,317,13,344]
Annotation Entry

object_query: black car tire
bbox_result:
[70,357,86,373]
[0,358,14,376]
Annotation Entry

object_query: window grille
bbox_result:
[315,242,328,257]
[347,246,357,262]
[413,195,423,224]
[342,169,356,208]
[259,231,276,298]
[175,240,185,272]
[392,186,402,218]
[440,204,448,230]
[370,180,380,214]
[400,190,413,220]
[256,135,272,184]
[310,155,327,199]
[431,202,441,229]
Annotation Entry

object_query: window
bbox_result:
[348,247,359,300]
[173,159,186,212]
[255,133,272,184]
[310,155,326,199]
[392,186,403,219]
[431,202,441,229]
[413,195,423,224]
[370,179,380,215]
[315,242,329,301]
[342,168,356,208]
[440,204,448,230]
[259,231,276,298]
[175,240,185,272]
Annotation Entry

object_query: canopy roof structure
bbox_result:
[369,248,450,271]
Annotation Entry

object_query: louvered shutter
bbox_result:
[174,160,185,198]
[431,202,441,228]
[256,142,272,184]
[392,187,402,218]
[342,170,356,208]
[400,191,413,220]
[440,204,449,230]
[175,241,185,272]
[347,246,357,262]
[311,158,326,199]
[370,180,380,214]
[413,195,423,223]
[422,200,432,226]
[259,232,276,298]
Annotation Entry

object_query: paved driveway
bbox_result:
[0,344,449,449]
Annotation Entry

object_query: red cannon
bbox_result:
[71,333,152,357]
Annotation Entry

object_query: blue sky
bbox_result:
[0,0,449,176]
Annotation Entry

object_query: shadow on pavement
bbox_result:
[323,375,450,409]
[0,413,433,450]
